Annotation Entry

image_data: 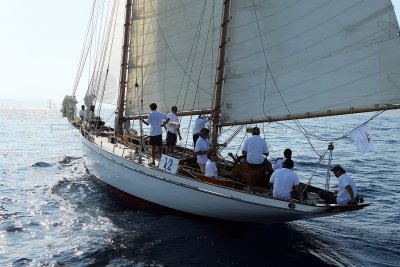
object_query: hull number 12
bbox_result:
[158,154,179,174]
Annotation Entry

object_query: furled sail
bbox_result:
[125,0,222,115]
[221,0,400,125]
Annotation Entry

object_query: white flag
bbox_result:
[350,125,374,155]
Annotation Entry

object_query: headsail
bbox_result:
[81,0,126,106]
[221,0,400,125]
[125,0,222,115]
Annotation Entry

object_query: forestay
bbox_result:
[221,0,400,125]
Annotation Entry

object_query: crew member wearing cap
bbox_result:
[319,165,358,206]
[141,102,170,166]
[242,127,270,166]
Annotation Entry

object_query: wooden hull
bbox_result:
[81,135,367,224]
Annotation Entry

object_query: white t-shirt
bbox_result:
[273,157,293,170]
[270,168,300,200]
[79,110,85,118]
[242,135,269,164]
[337,173,357,206]
[194,137,210,164]
[147,110,167,136]
[166,113,179,134]
[205,160,218,177]
[193,116,209,135]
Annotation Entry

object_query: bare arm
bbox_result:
[141,118,149,126]
[177,127,182,139]
[194,150,208,156]
[346,185,356,205]
[161,118,170,127]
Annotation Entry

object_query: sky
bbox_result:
[0,0,399,105]
[0,0,92,104]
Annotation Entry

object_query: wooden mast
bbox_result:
[116,0,133,135]
[211,0,231,147]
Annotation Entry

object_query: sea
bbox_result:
[0,107,399,267]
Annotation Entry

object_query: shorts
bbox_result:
[149,134,162,146]
[166,131,177,146]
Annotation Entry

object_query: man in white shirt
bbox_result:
[319,165,357,206]
[193,113,209,147]
[79,105,85,121]
[269,159,301,200]
[165,106,182,153]
[205,150,218,178]
[194,128,211,174]
[141,103,170,165]
[242,127,269,165]
[273,148,292,170]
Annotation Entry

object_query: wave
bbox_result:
[31,162,52,168]
[58,156,81,165]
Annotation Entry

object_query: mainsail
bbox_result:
[221,0,400,125]
[125,0,222,115]
[89,0,400,124]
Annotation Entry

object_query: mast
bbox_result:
[211,0,231,147]
[116,0,133,135]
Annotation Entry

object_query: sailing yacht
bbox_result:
[61,0,400,224]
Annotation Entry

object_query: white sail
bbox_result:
[221,0,400,124]
[125,0,222,115]
[87,0,126,105]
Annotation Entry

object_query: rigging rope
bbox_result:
[94,0,120,121]
[250,0,385,160]
[179,0,208,113]
[333,110,385,141]
[251,0,322,157]
[72,0,98,97]
[181,0,217,150]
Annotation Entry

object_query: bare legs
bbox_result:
[151,145,163,165]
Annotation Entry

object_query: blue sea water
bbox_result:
[0,107,399,266]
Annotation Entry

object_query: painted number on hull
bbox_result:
[159,154,179,174]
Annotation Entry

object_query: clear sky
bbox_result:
[0,0,92,103]
[0,1,399,105]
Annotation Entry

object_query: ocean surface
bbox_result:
[0,107,399,266]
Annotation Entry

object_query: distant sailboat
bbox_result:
[48,99,57,109]
[61,0,400,224]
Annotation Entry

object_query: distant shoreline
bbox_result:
[0,98,58,108]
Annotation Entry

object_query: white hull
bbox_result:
[81,135,355,224]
